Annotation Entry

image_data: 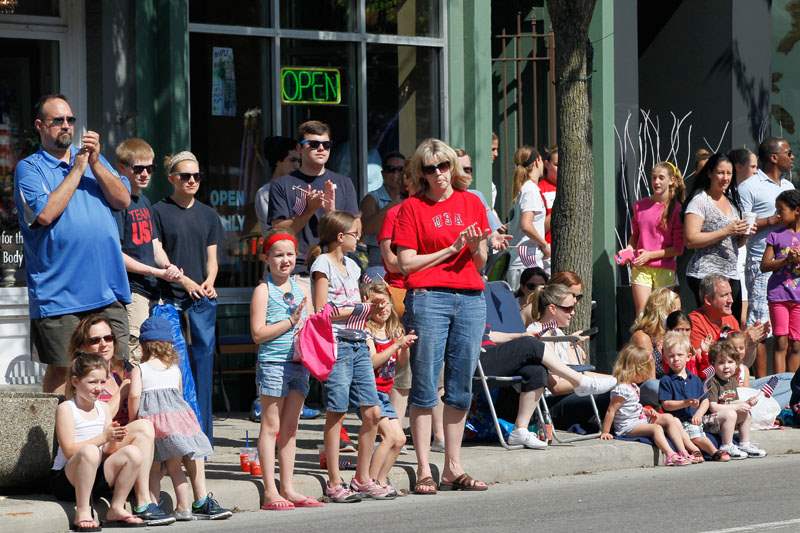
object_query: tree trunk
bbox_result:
[547,0,597,332]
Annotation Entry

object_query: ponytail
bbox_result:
[512,146,540,198]
[306,211,357,267]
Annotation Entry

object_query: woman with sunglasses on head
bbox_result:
[506,146,549,292]
[394,138,491,494]
[68,315,174,525]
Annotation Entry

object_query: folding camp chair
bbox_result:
[475,280,602,447]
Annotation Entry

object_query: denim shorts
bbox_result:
[325,339,379,413]
[356,390,397,420]
[256,361,310,398]
[404,288,486,410]
[682,420,705,439]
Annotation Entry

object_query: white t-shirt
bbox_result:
[509,180,546,268]
[310,253,364,340]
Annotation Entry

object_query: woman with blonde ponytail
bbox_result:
[506,146,549,291]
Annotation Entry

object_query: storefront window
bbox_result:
[279,0,355,32]
[281,39,359,188]
[0,37,59,288]
[189,33,271,288]
[366,43,440,191]
[365,0,440,37]
[189,0,271,27]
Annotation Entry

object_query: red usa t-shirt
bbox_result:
[393,189,489,290]
[377,203,406,289]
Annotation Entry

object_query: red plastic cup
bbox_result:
[239,449,251,472]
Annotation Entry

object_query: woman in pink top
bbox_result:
[624,162,686,315]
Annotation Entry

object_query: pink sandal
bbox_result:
[665,452,690,466]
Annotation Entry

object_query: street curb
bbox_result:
[4,427,798,532]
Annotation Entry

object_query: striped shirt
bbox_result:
[257,275,305,363]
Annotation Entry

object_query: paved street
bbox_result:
[101,454,800,533]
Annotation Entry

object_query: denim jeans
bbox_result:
[750,373,794,409]
[168,297,217,443]
[405,289,486,410]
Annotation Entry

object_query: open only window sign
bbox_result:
[280,67,341,105]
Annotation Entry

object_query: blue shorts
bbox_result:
[256,361,310,398]
[355,390,397,420]
[325,339,379,413]
[404,288,485,410]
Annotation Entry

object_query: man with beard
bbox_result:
[14,94,132,393]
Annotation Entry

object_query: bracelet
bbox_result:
[288,317,295,327]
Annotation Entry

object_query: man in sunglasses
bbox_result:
[14,94,132,393]
[113,138,183,362]
[360,151,405,266]
[267,120,358,276]
[255,136,302,235]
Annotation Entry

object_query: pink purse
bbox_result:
[294,303,338,381]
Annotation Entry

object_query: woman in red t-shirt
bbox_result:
[394,138,490,494]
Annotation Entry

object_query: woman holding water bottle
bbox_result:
[683,153,753,319]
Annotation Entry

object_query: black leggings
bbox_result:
[687,275,742,322]
[478,336,548,392]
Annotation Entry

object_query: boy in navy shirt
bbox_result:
[659,331,734,461]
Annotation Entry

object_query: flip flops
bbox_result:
[291,497,324,508]
[261,499,295,511]
[71,519,101,532]
[102,514,146,528]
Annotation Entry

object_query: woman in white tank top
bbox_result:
[53,354,146,530]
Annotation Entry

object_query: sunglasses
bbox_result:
[88,334,115,345]
[173,172,202,182]
[129,164,154,174]
[421,161,451,175]
[46,116,76,127]
[555,304,575,313]
[525,282,540,290]
[300,139,332,151]
[463,166,473,175]
[383,165,404,173]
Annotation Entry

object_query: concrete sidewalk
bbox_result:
[5,413,800,532]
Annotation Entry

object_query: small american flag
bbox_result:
[761,375,779,398]
[518,243,537,268]
[361,272,384,285]
[533,319,559,337]
[293,188,308,216]
[702,366,715,383]
[344,303,373,331]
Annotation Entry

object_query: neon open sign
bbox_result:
[280,67,342,105]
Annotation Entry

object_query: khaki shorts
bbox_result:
[30,301,129,367]
[388,286,406,319]
[126,292,152,362]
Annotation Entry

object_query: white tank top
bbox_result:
[52,400,106,471]
[140,360,180,391]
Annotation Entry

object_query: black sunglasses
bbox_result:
[462,166,473,174]
[383,165,404,173]
[88,334,115,345]
[300,139,332,150]
[422,161,451,175]
[555,304,575,313]
[129,164,154,174]
[46,116,76,127]
[173,172,202,182]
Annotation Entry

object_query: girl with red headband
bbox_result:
[249,231,322,510]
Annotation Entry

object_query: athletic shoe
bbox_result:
[720,444,748,460]
[133,503,176,526]
[574,375,617,397]
[174,509,194,522]
[324,482,363,503]
[737,441,766,458]
[249,398,261,423]
[192,493,233,520]
[507,427,548,449]
[300,405,321,419]
[349,477,396,500]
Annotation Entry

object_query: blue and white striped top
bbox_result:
[257,274,306,363]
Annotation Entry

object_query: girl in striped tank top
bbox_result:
[249,232,320,510]
[362,281,417,496]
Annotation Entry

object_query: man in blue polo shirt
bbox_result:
[14,94,132,393]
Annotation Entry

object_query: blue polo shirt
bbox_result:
[14,146,131,318]
[658,371,704,422]
[738,169,794,262]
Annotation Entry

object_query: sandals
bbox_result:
[261,499,295,511]
[413,476,437,495]
[664,452,690,466]
[71,519,101,532]
[690,450,705,464]
[711,450,731,462]
[290,497,324,508]
[102,514,145,528]
[438,473,488,492]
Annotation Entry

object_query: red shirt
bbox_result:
[393,190,489,290]
[377,203,406,289]
[373,336,397,393]
[538,178,557,244]
[688,309,739,349]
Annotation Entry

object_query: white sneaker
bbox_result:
[574,375,617,397]
[508,428,547,449]
[720,443,748,460]
[737,441,766,458]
